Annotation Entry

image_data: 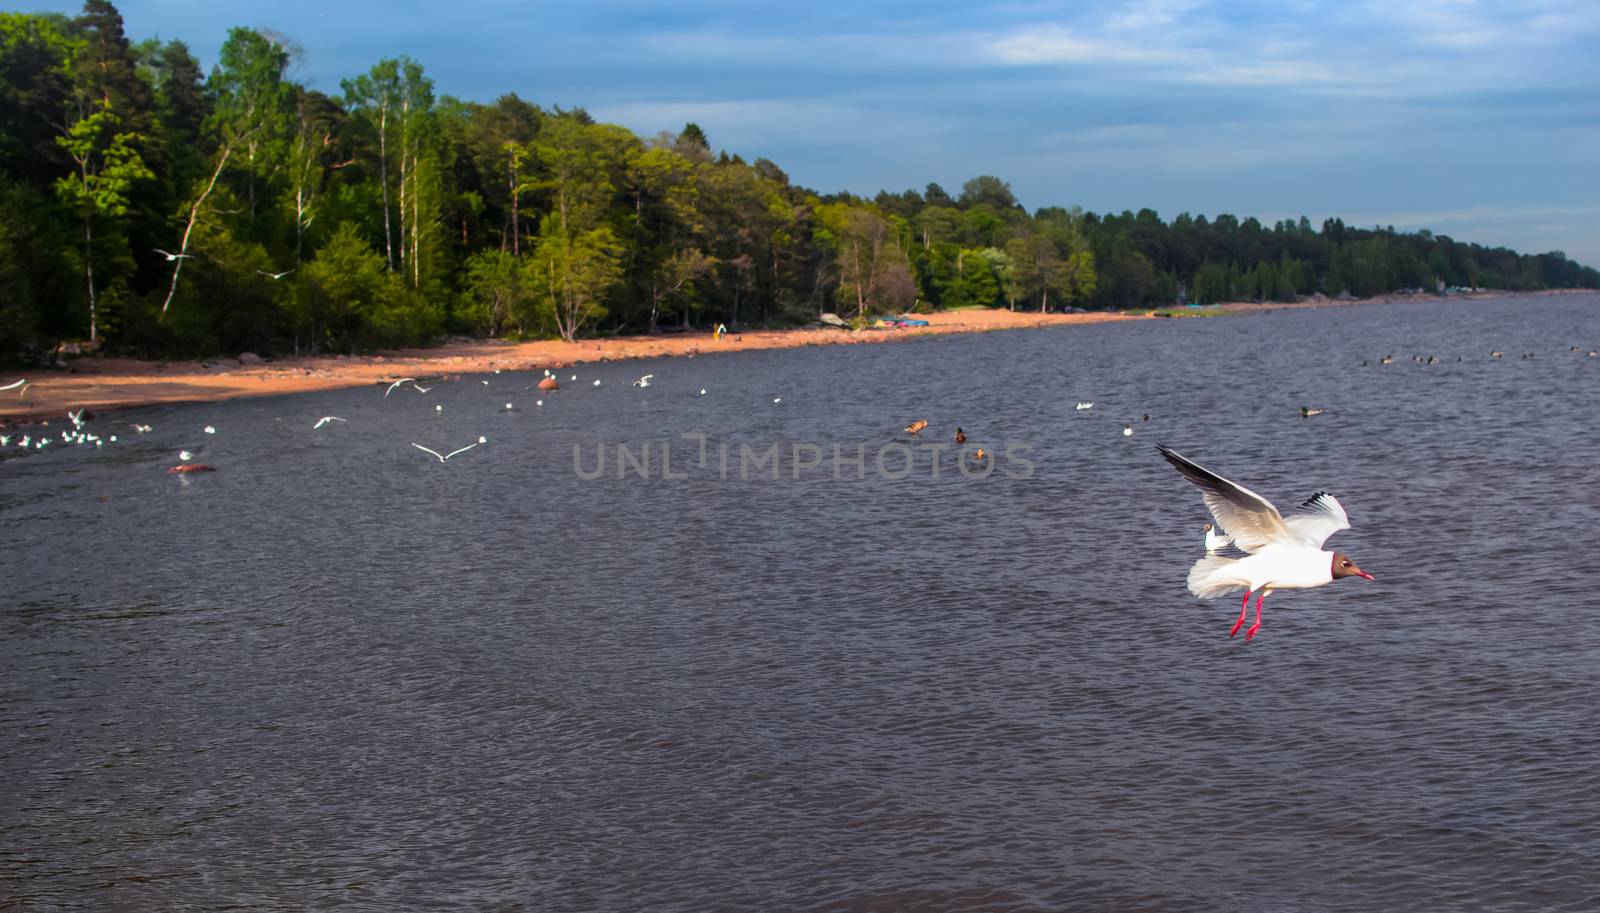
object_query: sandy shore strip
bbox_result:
[1,308,1135,423]
[3,288,1588,424]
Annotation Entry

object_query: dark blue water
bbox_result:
[3,294,1598,911]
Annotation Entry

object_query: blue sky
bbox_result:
[31,0,1600,266]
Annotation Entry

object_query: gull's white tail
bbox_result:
[1187,555,1247,599]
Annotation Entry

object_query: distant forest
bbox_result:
[3,2,1596,358]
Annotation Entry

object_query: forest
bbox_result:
[3,1,1596,359]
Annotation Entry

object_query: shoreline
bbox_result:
[2,289,1589,424]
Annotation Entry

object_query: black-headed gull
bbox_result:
[1159,445,1374,641]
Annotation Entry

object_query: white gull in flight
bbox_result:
[1159,445,1374,641]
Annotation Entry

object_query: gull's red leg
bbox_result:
[1230,590,1251,638]
[1245,591,1266,641]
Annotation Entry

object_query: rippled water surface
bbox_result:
[4,295,1599,912]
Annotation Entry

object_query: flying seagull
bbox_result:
[257,268,295,280]
[411,383,432,394]
[312,416,346,429]
[384,378,417,397]
[1158,445,1374,641]
[412,436,487,463]
[632,374,653,387]
[1,379,27,394]
[154,248,193,261]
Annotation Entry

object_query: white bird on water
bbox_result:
[535,399,543,407]
[204,425,216,434]
[592,379,602,387]
[179,450,193,461]
[313,416,346,429]
[384,378,417,397]
[699,388,707,396]
[632,374,653,387]
[1123,425,1133,437]
[412,436,487,463]
[1159,445,1374,642]
[1202,522,1233,552]
[1076,402,1094,411]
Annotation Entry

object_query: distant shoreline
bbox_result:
[1,289,1590,424]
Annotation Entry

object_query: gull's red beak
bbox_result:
[1358,571,1375,581]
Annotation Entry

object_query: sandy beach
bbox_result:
[2,289,1587,424]
[1,308,1134,423]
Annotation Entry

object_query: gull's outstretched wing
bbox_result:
[386,378,417,397]
[1285,491,1351,548]
[442,441,480,461]
[1158,446,1293,554]
[411,443,446,462]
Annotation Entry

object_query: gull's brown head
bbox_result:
[1331,552,1375,581]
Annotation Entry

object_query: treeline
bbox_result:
[2,2,1594,358]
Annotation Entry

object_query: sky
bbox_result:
[29,0,1600,267]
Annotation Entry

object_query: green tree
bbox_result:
[54,105,152,343]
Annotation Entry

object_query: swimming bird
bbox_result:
[535,399,543,406]
[312,416,346,429]
[435,404,443,414]
[954,428,966,444]
[153,248,193,261]
[1300,406,1324,417]
[1075,402,1094,411]
[204,425,216,434]
[905,419,928,435]
[972,447,987,461]
[482,379,491,386]
[1379,355,1394,365]
[1491,351,1503,359]
[384,378,417,397]
[257,268,295,280]
[179,450,193,461]
[504,402,515,411]
[632,374,653,387]
[411,436,487,463]
[1158,445,1374,641]
[773,397,782,404]
[699,388,707,396]
[1202,522,1233,552]
[131,423,152,433]
[570,374,577,381]
[1123,425,1133,437]
[592,379,601,387]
